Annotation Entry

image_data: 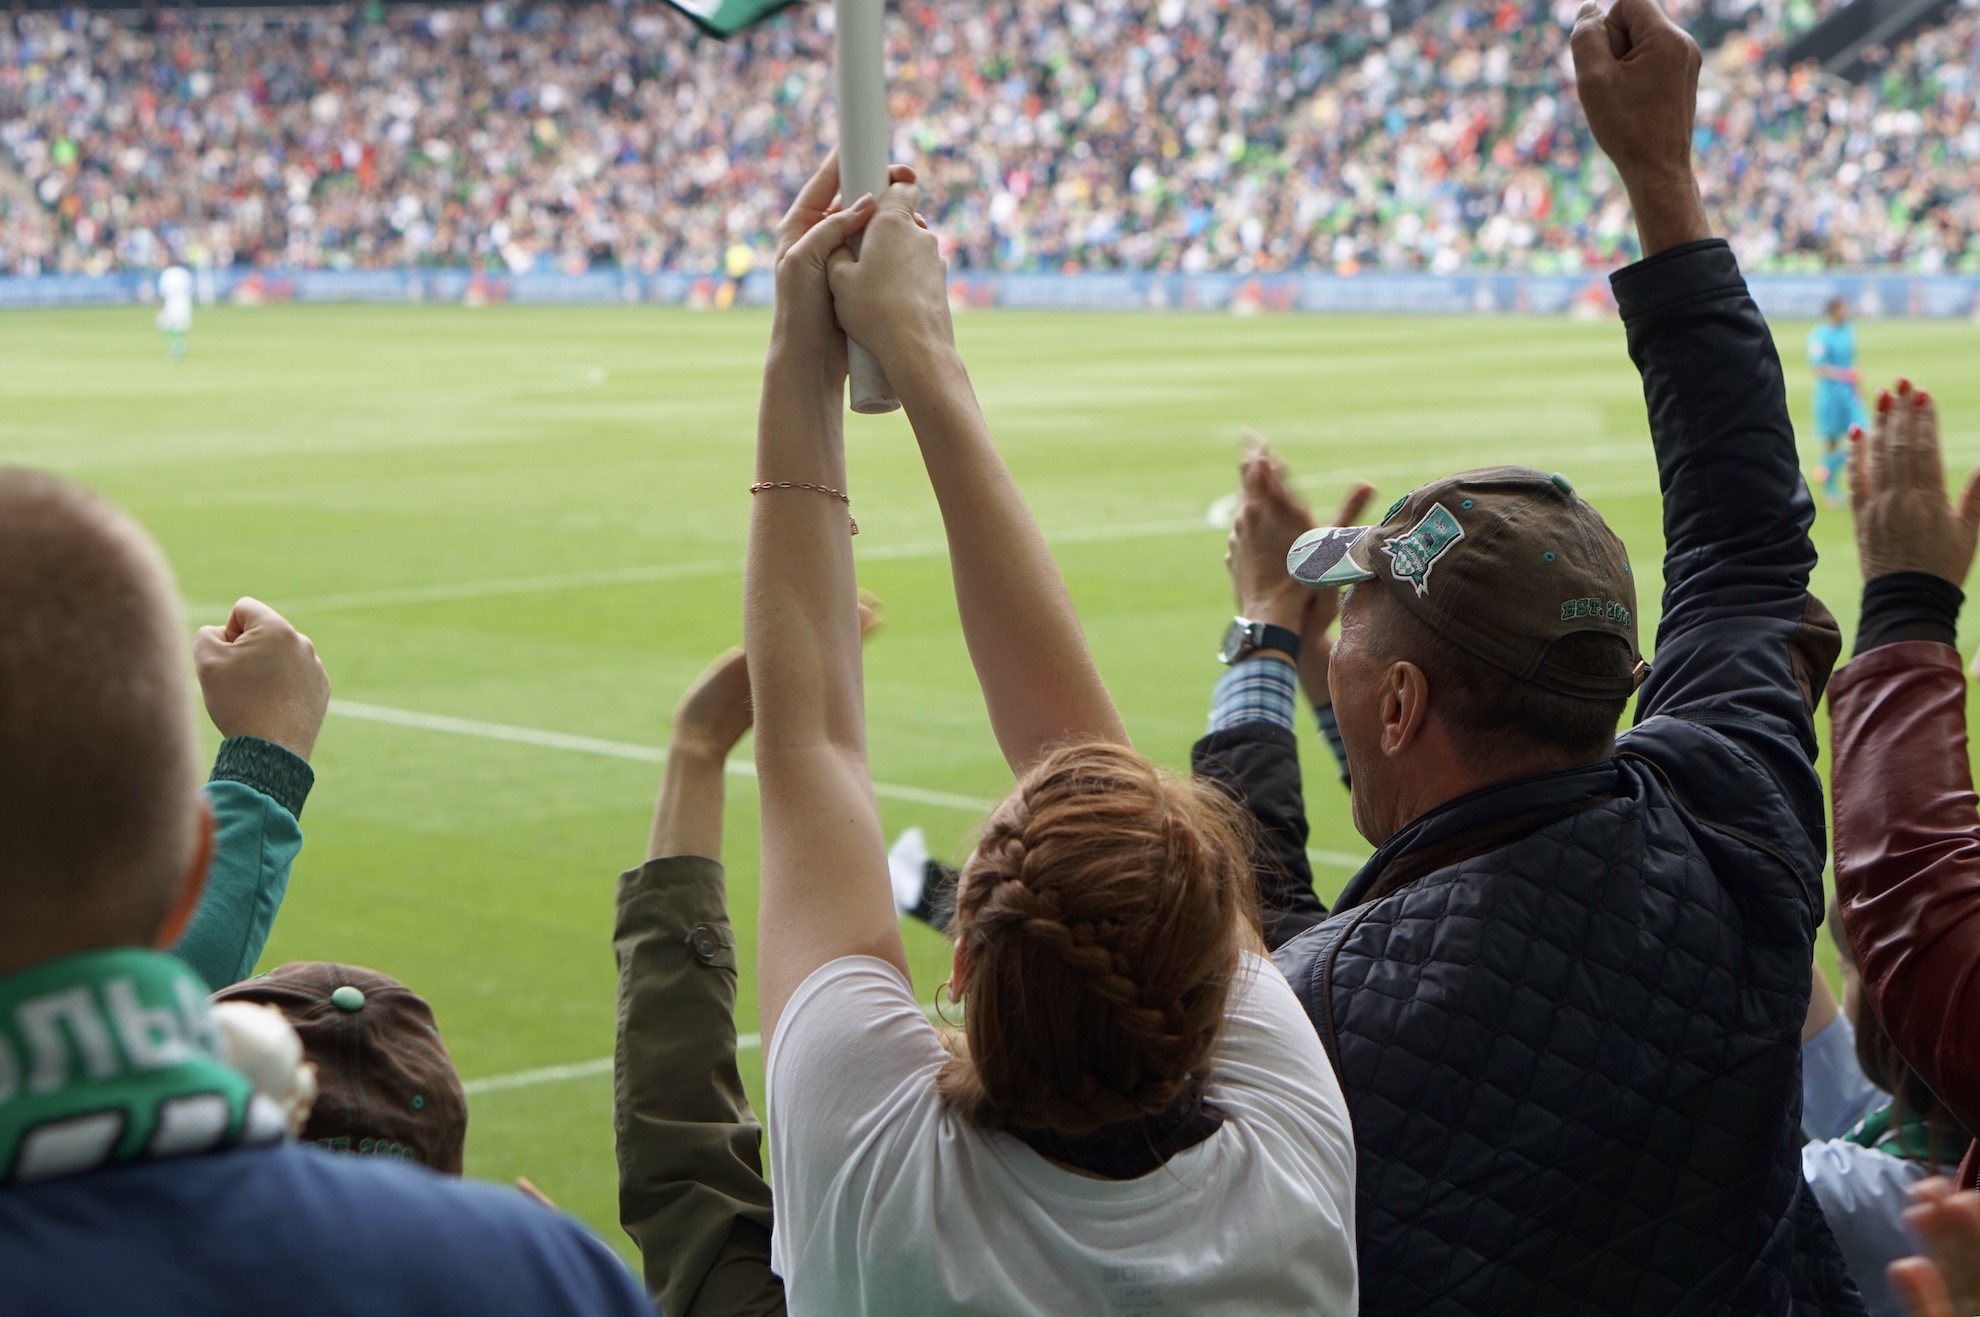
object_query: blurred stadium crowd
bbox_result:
[16,0,1980,1313]
[0,0,1974,277]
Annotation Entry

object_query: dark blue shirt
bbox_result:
[1273,241,1863,1315]
[0,1142,655,1316]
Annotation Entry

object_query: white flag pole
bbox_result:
[833,0,900,414]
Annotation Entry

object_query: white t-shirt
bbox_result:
[767,951,1358,1316]
[157,266,193,332]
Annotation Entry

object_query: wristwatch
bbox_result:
[1219,618,1302,666]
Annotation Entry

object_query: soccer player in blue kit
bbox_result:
[1807,296,1868,505]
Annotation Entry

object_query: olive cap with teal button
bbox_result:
[213,962,468,1175]
[1286,465,1646,700]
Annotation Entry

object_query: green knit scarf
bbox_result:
[0,949,281,1184]
[1845,1099,1969,1170]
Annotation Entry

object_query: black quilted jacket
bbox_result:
[1269,241,1865,1315]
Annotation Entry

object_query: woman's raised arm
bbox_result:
[827,182,1127,774]
[745,157,911,1049]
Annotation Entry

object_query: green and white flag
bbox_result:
[661,0,800,36]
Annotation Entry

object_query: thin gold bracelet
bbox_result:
[749,480,858,535]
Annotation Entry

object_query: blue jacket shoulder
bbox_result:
[0,1143,653,1317]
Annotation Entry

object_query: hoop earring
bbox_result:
[934,980,964,1029]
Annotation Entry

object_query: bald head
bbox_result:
[0,469,206,975]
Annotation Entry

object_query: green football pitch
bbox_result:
[0,302,1975,1268]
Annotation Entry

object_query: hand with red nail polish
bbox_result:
[1849,378,1980,587]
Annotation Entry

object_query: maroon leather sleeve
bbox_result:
[1831,640,1980,1148]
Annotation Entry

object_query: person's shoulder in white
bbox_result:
[766,951,1358,1316]
[1204,951,1357,1173]
[765,954,948,1170]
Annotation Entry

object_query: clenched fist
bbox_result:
[194,598,331,761]
[1570,0,1710,254]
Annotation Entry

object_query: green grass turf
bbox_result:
[0,301,1975,1272]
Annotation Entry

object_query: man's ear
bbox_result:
[155,795,216,950]
[1381,660,1432,758]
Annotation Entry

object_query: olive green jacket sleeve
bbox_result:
[173,737,315,991]
[614,856,785,1317]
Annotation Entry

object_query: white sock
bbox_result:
[888,827,930,915]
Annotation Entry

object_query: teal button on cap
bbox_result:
[331,985,366,1012]
[1550,472,1575,494]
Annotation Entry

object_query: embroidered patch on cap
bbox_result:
[1380,503,1466,597]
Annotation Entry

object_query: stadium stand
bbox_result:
[0,0,1972,277]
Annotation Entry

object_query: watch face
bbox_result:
[1219,619,1254,665]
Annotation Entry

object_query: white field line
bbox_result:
[264,557,744,614]
[184,558,742,620]
[464,1009,944,1098]
[327,700,998,814]
[189,516,1215,619]
[335,697,1366,1099]
[329,699,1371,867]
[463,1055,616,1097]
[462,1030,760,1098]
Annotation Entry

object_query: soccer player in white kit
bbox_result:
[156,265,193,359]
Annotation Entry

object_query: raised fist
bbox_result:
[1570,0,1702,186]
[193,597,331,761]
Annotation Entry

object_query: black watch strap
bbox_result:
[1250,623,1303,661]
[1222,618,1302,665]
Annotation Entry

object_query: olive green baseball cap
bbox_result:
[1286,466,1646,699]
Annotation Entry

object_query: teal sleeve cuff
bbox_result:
[175,776,305,990]
[209,736,314,820]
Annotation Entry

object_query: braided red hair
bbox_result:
[936,741,1260,1138]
